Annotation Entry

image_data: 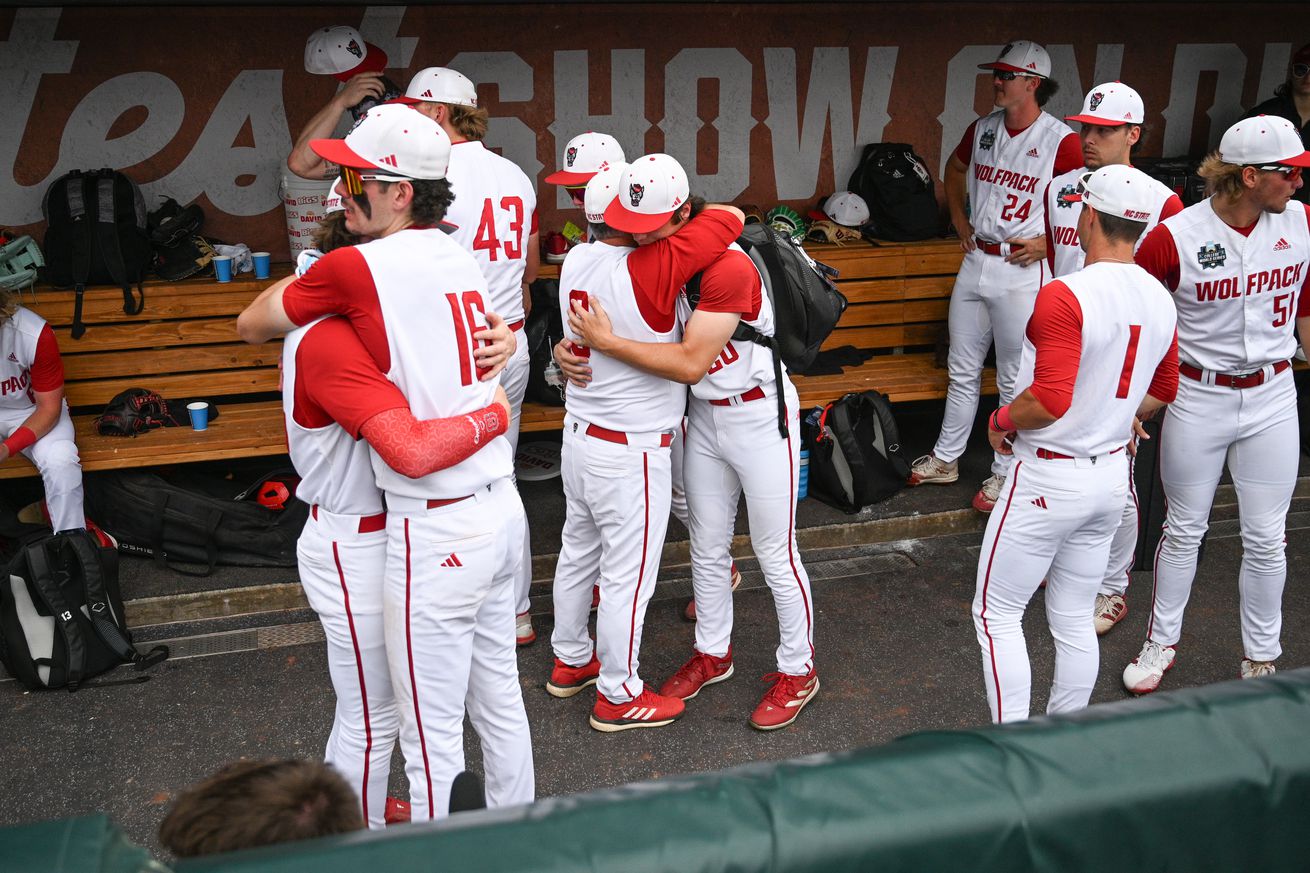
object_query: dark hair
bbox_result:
[410,178,455,225]
[1093,209,1149,245]
[670,196,707,226]
[1035,77,1060,107]
[311,213,359,254]
[1275,45,1310,98]
[158,759,363,858]
[588,221,626,241]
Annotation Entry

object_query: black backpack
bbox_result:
[523,278,567,407]
[847,143,942,241]
[0,530,167,691]
[40,169,151,339]
[687,222,847,437]
[802,391,911,513]
[1135,156,1207,207]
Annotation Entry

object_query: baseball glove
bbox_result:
[805,219,863,246]
[95,388,183,437]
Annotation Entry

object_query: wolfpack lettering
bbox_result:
[1053,225,1080,247]
[972,163,1040,193]
[1193,264,1304,301]
[1,369,31,396]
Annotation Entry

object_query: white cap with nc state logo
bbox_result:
[604,154,690,234]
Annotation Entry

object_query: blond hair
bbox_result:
[447,103,489,142]
[0,288,18,322]
[1197,152,1247,202]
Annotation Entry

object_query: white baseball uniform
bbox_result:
[445,140,539,616]
[551,211,742,703]
[676,244,815,676]
[935,111,1081,477]
[282,316,406,830]
[282,228,534,820]
[974,263,1179,722]
[1044,170,1185,596]
[0,306,83,531]
[1135,200,1310,662]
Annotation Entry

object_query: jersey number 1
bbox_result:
[447,290,489,386]
[1115,325,1142,399]
[473,196,526,262]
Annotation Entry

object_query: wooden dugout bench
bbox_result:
[0,238,988,480]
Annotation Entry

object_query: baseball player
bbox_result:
[546,156,744,731]
[975,165,1179,723]
[1122,116,1310,693]
[1044,83,1185,635]
[566,202,818,731]
[397,67,542,646]
[910,40,1082,512]
[0,292,85,533]
[237,105,532,818]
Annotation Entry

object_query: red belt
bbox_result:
[1036,446,1125,461]
[585,423,673,447]
[426,495,473,509]
[975,238,1005,256]
[507,319,525,333]
[1179,359,1289,389]
[709,385,767,406]
[312,505,387,534]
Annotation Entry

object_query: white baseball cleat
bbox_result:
[1122,640,1176,694]
[515,611,536,647]
[972,474,1005,513]
[1240,658,1276,679]
[1093,593,1128,636]
[908,454,959,486]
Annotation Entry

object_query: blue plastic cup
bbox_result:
[187,401,210,431]
[213,255,233,283]
[798,448,810,500]
[252,251,271,280]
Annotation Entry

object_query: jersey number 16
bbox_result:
[447,290,489,386]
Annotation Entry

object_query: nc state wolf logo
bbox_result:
[629,183,645,207]
[345,39,363,60]
[566,146,578,167]
[1089,91,1104,111]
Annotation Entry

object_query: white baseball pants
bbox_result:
[503,338,535,617]
[384,478,534,820]
[297,506,398,830]
[684,384,815,675]
[669,416,690,529]
[934,249,1044,478]
[551,413,672,702]
[1098,457,1140,597]
[973,453,1128,723]
[1146,372,1298,661]
[1,402,84,531]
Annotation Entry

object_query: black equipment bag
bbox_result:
[846,143,942,241]
[802,391,910,513]
[40,168,151,339]
[523,277,567,407]
[0,530,167,691]
[83,469,308,576]
[1136,157,1207,207]
[686,222,847,437]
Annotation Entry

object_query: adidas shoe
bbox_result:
[908,454,959,486]
[1122,640,1177,694]
[1240,658,1276,680]
[1093,593,1127,636]
[589,688,685,732]
[659,649,734,700]
[972,474,1005,513]
[749,669,819,730]
[384,797,411,825]
[546,653,601,698]
[515,611,536,647]
[683,562,742,622]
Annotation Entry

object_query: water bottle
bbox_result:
[797,448,810,501]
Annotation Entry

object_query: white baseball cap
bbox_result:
[546,132,627,186]
[1061,165,1160,223]
[1066,82,1145,126]
[1218,115,1310,168]
[604,154,690,234]
[324,178,345,214]
[396,67,478,108]
[820,191,870,227]
[310,104,452,180]
[583,162,629,224]
[304,26,388,83]
[979,40,1051,79]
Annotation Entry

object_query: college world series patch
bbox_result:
[980,128,996,151]
[1057,183,1076,207]
[1197,242,1227,269]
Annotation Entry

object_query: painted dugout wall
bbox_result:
[2,4,1298,259]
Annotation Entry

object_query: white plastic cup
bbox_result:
[187,401,210,431]
[251,251,271,280]
[213,255,233,283]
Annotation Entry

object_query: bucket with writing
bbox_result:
[280,173,336,259]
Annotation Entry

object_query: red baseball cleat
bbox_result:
[749,669,819,730]
[546,653,600,698]
[659,649,734,700]
[384,797,411,825]
[589,688,684,732]
[683,562,742,622]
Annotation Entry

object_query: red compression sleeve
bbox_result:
[1025,281,1083,418]
[628,210,745,329]
[3,426,36,456]
[360,403,509,479]
[1147,328,1180,403]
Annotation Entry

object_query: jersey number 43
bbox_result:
[473,196,526,262]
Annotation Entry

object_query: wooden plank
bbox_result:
[31,289,266,327]
[835,275,954,305]
[62,343,280,382]
[50,317,253,354]
[64,368,280,409]
[820,324,940,351]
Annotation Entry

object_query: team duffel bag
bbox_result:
[83,468,308,576]
[0,530,167,691]
[803,390,911,513]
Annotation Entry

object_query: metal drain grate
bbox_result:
[145,622,325,661]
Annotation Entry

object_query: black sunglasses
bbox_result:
[1292,64,1310,78]
[994,70,1037,82]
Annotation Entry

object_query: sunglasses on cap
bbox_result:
[994,70,1038,81]
[341,165,410,196]
[1292,64,1310,78]
[1250,164,1304,180]
[565,186,586,207]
